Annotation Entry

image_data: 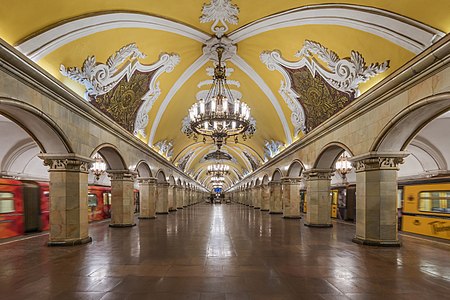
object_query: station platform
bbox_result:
[0,203,449,299]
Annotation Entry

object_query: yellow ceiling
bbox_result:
[1,0,449,190]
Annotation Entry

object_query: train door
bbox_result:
[330,189,338,218]
[22,182,41,233]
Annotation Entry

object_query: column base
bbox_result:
[169,208,177,212]
[304,223,332,228]
[261,209,269,211]
[283,215,301,219]
[269,211,283,214]
[138,216,156,219]
[48,236,92,247]
[155,212,169,214]
[177,207,184,209]
[254,207,260,209]
[109,223,136,228]
[352,237,401,247]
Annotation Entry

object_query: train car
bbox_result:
[88,185,112,221]
[0,179,49,239]
[401,181,450,241]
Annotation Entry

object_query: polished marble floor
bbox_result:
[0,203,449,300]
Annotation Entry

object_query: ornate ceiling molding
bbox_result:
[263,140,284,161]
[149,54,209,145]
[260,40,389,134]
[16,12,210,61]
[200,0,239,38]
[230,54,292,144]
[229,4,445,54]
[153,139,174,161]
[61,43,180,137]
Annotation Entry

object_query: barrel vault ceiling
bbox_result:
[1,1,449,189]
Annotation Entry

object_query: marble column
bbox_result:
[138,177,157,219]
[269,181,283,214]
[281,177,302,219]
[247,189,253,207]
[304,169,333,227]
[183,187,188,207]
[108,170,137,227]
[253,187,261,209]
[156,182,169,214]
[352,153,407,247]
[176,186,184,209]
[40,154,92,246]
[261,184,270,211]
[168,184,177,212]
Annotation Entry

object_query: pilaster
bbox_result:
[269,181,283,214]
[156,182,169,214]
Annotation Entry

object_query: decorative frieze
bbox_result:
[353,157,405,172]
[107,170,137,181]
[280,177,303,184]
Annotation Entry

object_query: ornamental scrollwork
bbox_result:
[154,140,174,161]
[263,140,284,161]
[60,44,180,137]
[261,40,389,134]
[200,0,239,38]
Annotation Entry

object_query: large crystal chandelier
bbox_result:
[185,46,255,149]
[90,152,106,180]
[207,163,230,176]
[335,151,352,184]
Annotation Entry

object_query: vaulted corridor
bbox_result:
[1,203,449,299]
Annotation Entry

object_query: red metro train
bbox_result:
[0,178,114,239]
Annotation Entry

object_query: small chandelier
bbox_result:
[91,152,106,180]
[335,151,352,184]
[185,46,255,149]
[207,163,230,176]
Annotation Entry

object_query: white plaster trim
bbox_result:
[16,12,211,61]
[230,54,292,144]
[229,4,445,54]
[148,54,209,145]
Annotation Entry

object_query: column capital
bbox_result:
[280,177,302,184]
[350,152,408,172]
[303,169,334,180]
[268,181,281,186]
[138,177,157,184]
[39,153,93,173]
[157,181,170,187]
[108,170,137,181]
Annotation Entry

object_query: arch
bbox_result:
[177,178,182,186]
[0,97,72,153]
[135,160,152,178]
[155,169,167,183]
[168,175,176,186]
[262,174,270,186]
[91,143,127,170]
[314,142,354,169]
[372,93,450,152]
[271,168,283,182]
[287,160,304,177]
[255,178,260,186]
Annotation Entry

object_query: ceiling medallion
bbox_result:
[207,163,230,176]
[184,46,255,149]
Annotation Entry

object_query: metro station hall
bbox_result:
[0,1,449,299]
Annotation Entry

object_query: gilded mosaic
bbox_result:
[286,67,354,132]
[89,70,156,132]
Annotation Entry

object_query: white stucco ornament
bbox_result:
[60,43,180,137]
[200,0,239,38]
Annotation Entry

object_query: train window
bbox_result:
[0,192,14,213]
[88,194,98,207]
[418,191,450,213]
[103,193,111,205]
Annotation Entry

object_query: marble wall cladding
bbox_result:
[281,181,301,218]
[110,176,135,226]
[176,188,184,208]
[261,186,270,211]
[156,183,169,213]
[168,186,176,211]
[138,181,157,219]
[306,177,332,226]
